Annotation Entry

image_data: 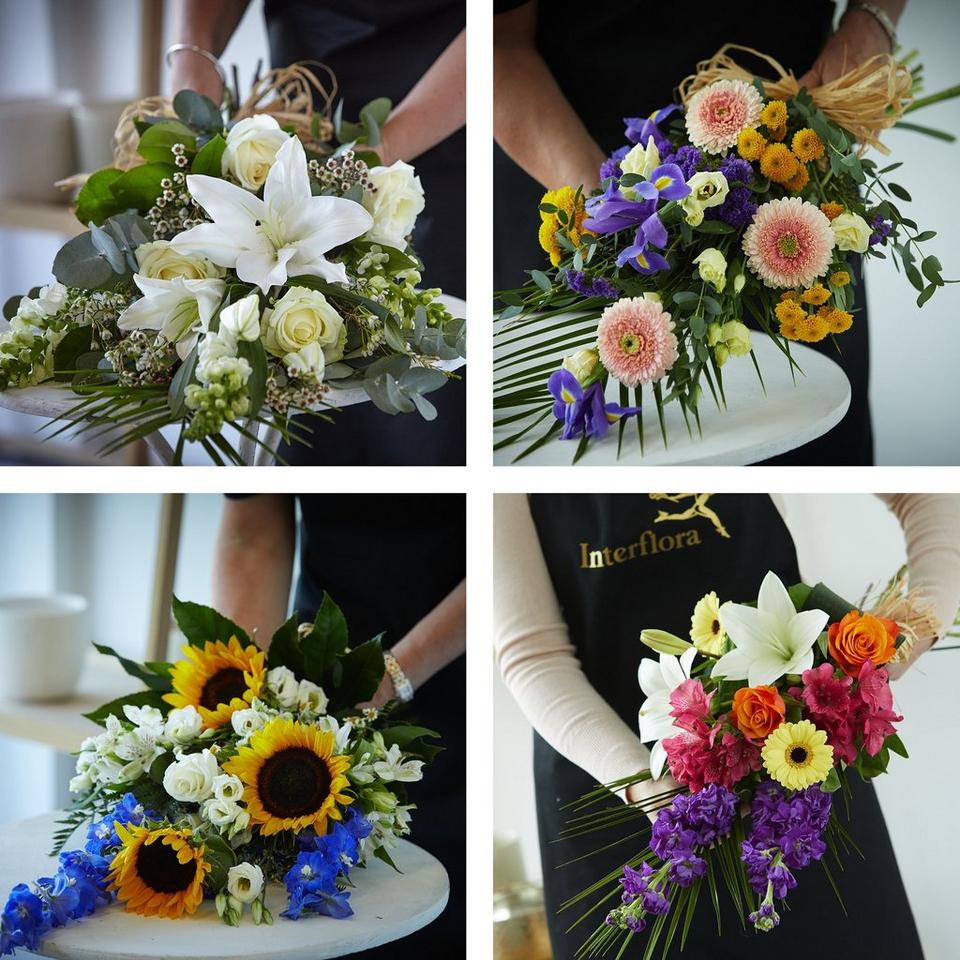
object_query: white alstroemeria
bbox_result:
[316,715,354,754]
[114,729,165,781]
[171,135,373,293]
[212,773,244,802]
[372,743,424,783]
[266,666,300,709]
[637,648,697,780]
[164,705,204,745]
[296,678,328,715]
[123,704,166,736]
[227,862,264,904]
[117,274,225,360]
[713,571,829,687]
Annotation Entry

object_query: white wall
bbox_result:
[493,494,960,959]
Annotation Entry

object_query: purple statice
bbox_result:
[662,145,702,181]
[869,213,893,246]
[719,156,753,186]
[564,270,618,300]
[707,186,758,228]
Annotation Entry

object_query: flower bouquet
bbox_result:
[494,46,957,462]
[0,593,441,956]
[0,66,465,464]
[562,570,931,958]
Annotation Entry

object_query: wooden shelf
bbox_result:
[0,199,83,236]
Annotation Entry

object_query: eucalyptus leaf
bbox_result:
[173,90,223,132]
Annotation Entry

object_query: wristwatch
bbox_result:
[383,651,414,703]
[847,1,898,50]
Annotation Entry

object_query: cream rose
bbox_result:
[162,748,220,803]
[164,706,203,745]
[830,212,871,253]
[363,160,426,249]
[135,241,224,281]
[266,666,300,709]
[262,286,345,363]
[221,115,290,191]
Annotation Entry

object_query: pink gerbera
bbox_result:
[685,79,763,154]
[596,296,678,387]
[742,197,835,288]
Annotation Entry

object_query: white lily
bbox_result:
[171,135,373,293]
[713,571,829,687]
[637,647,697,779]
[117,274,225,360]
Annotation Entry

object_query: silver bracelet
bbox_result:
[383,651,414,703]
[847,1,897,50]
[165,43,228,85]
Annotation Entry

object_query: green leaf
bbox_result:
[328,636,385,713]
[788,582,812,610]
[202,833,237,891]
[173,90,223,132]
[921,255,943,284]
[74,168,125,226]
[671,291,698,307]
[191,133,226,176]
[52,326,95,378]
[237,338,267,416]
[148,752,175,783]
[3,295,20,321]
[359,97,392,147]
[886,733,909,758]
[168,345,198,419]
[383,316,407,352]
[916,284,936,307]
[821,766,842,793]
[888,182,912,202]
[802,582,858,622]
[299,593,349,682]
[110,162,177,213]
[83,689,169,726]
[379,724,441,748]
[530,269,553,292]
[92,643,173,692]
[373,845,401,872]
[266,614,305,674]
[905,263,925,291]
[53,232,123,290]
[694,220,735,235]
[171,596,251,647]
[137,120,197,163]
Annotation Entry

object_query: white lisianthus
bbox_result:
[202,796,243,829]
[218,293,262,343]
[693,247,728,293]
[163,748,220,803]
[363,161,426,249]
[266,666,300,709]
[372,743,424,783]
[830,212,871,253]
[227,863,264,904]
[262,286,345,364]
[296,679,328,715]
[680,171,729,226]
[561,348,599,385]
[231,706,269,741]
[135,240,224,281]
[283,342,325,383]
[222,115,291,191]
[213,773,245,802]
[164,705,204,745]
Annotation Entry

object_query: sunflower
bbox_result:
[761,720,834,790]
[107,823,210,918]
[690,591,727,656]
[224,717,353,836]
[163,636,266,729]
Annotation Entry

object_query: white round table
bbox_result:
[0,295,466,466]
[0,813,449,960]
[493,316,850,466]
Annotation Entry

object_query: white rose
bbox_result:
[218,293,262,342]
[830,212,871,253]
[283,342,325,382]
[363,160,425,249]
[297,679,328,715]
[262,286,346,364]
[266,666,300,709]
[202,796,242,829]
[163,748,220,803]
[213,773,245,802]
[165,706,203,745]
[221,115,290,191]
[135,240,224,281]
[231,707,268,740]
[227,863,264,904]
[693,247,728,293]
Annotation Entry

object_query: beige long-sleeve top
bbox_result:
[494,494,960,790]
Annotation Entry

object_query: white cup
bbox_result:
[0,594,89,701]
[0,97,79,203]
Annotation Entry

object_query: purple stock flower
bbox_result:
[620,862,654,901]
[719,156,753,185]
[641,887,672,915]
[707,186,757,228]
[683,783,738,845]
[749,901,781,932]
[663,145,702,180]
[869,214,892,246]
[564,270,618,300]
[546,369,639,441]
[668,853,707,888]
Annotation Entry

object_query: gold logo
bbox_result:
[649,493,730,539]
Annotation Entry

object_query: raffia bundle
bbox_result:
[678,43,913,153]
[864,566,938,662]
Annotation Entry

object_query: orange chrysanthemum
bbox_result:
[800,284,830,305]
[760,99,788,129]
[820,201,844,221]
[760,144,800,184]
[792,128,824,162]
[737,128,767,161]
[779,289,800,301]
[785,163,810,193]
[767,124,788,142]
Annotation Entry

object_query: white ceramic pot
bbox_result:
[0,594,88,701]
[71,99,129,173]
[0,97,78,203]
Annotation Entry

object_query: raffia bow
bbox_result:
[863,566,939,662]
[678,44,913,153]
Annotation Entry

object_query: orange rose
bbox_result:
[731,685,786,741]
[827,610,899,676]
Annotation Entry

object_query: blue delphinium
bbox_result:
[85,792,151,857]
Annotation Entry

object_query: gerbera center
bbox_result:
[619,332,644,356]
[257,747,333,818]
[776,233,800,258]
[711,619,721,635]
[200,668,249,710]
[788,745,810,766]
[135,839,198,894]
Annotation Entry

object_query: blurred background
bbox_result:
[493,494,960,960]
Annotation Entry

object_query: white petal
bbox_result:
[783,646,816,678]
[785,608,830,659]
[712,646,751,681]
[117,295,165,332]
[293,195,373,254]
[638,658,668,699]
[679,647,697,677]
[263,135,311,212]
[236,245,296,293]
[184,173,265,233]
[757,571,797,625]
[176,330,198,361]
[291,254,349,286]
[171,223,245,268]
[189,279,227,329]
[649,740,667,780]
[719,602,777,652]
[659,653,687,691]
[640,715,678,744]
[747,652,794,687]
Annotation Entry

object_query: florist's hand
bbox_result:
[361,672,395,710]
[797,9,893,89]
[170,51,225,103]
[884,657,912,682]
[626,773,683,825]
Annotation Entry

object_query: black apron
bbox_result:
[264,0,466,466]
[527,494,920,959]
[291,493,466,959]
[494,1,873,464]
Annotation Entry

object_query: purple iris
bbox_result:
[624,104,680,151]
[547,369,639,440]
[583,181,655,235]
[633,163,691,202]
[616,212,670,275]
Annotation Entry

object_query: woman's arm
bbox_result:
[493,2,605,191]
[212,494,296,647]
[377,30,466,167]
[168,0,252,100]
[368,580,466,706]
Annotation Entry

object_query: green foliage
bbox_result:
[53,211,151,291]
[93,642,173,692]
[237,338,267,416]
[191,133,226,176]
[173,90,224,133]
[202,833,238,891]
[83,689,170,726]
[171,595,251,647]
[74,168,125,225]
[168,344,199,419]
[801,582,857,622]
[334,96,392,147]
[137,119,197,163]
[110,162,177,213]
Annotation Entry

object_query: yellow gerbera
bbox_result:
[800,284,830,306]
[737,128,767,162]
[762,720,834,790]
[224,717,353,837]
[538,186,590,266]
[759,99,788,129]
[829,270,851,287]
[792,128,824,162]
[759,144,799,185]
[163,636,266,730]
[690,592,727,656]
[107,824,210,919]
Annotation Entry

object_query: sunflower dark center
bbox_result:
[257,747,332,818]
[136,839,197,894]
[200,668,248,710]
[790,746,809,765]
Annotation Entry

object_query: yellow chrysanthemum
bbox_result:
[690,591,727,656]
[775,299,805,324]
[820,201,844,221]
[829,270,851,287]
[224,717,353,837]
[761,720,834,790]
[800,284,830,306]
[760,99,788,129]
[779,289,800,302]
[767,124,788,142]
[107,824,210,919]
[538,186,590,267]
[822,306,853,334]
[736,128,767,161]
[792,128,824,162]
[759,144,799,184]
[163,636,266,730]
[785,163,810,193]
